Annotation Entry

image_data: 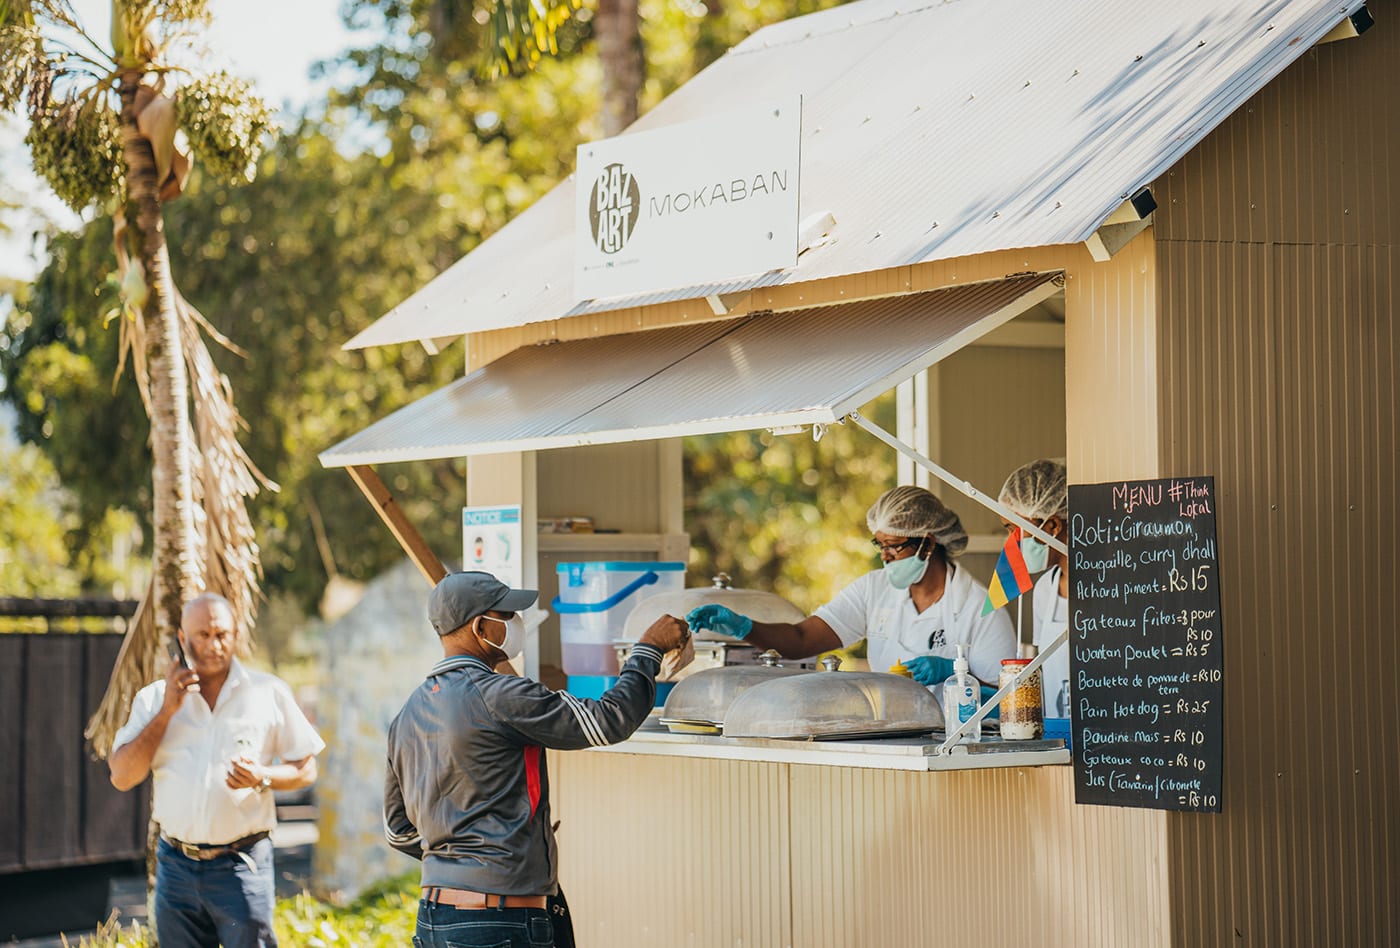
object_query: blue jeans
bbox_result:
[154,836,277,947]
[414,901,555,948]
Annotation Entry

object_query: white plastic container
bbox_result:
[554,562,686,675]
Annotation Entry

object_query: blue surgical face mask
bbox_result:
[884,539,931,590]
[1021,533,1050,574]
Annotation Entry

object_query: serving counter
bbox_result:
[546,711,1122,948]
[594,712,1070,771]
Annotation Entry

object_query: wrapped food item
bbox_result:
[660,635,695,682]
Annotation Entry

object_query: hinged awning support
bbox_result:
[846,411,1067,555]
[345,464,447,587]
[937,628,1070,753]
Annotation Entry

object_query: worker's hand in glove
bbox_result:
[684,604,753,640]
[902,655,956,686]
[979,685,1001,719]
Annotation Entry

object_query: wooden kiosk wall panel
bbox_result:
[1063,228,1160,483]
[1157,239,1399,948]
[1155,15,1400,946]
[549,752,793,946]
[786,765,1168,948]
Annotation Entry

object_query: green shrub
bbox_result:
[72,874,418,947]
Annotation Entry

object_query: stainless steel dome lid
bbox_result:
[722,658,944,740]
[624,573,806,642]
[658,650,810,733]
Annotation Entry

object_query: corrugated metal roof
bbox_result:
[345,0,1360,350]
[321,272,1058,465]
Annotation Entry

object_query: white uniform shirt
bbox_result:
[112,658,324,845]
[815,564,1016,688]
[1033,567,1070,717]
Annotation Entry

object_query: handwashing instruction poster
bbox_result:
[462,505,523,590]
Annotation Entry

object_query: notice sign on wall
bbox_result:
[463,505,523,591]
[1068,477,1224,812]
[574,98,801,302]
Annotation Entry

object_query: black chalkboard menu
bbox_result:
[1067,476,1224,812]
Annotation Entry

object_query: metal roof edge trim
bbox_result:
[317,407,840,468]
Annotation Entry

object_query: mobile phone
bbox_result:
[169,637,200,691]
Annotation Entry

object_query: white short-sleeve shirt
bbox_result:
[1033,567,1070,716]
[112,658,324,845]
[814,563,1016,686]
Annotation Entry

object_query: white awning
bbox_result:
[319,273,1060,468]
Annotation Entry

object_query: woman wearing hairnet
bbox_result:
[998,458,1071,717]
[687,486,1015,698]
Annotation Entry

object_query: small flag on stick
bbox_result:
[982,526,1035,615]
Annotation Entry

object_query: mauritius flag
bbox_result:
[982,526,1035,615]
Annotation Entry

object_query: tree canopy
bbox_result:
[1,0,873,616]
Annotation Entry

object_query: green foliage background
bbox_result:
[0,0,870,616]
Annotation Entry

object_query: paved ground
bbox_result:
[5,821,317,947]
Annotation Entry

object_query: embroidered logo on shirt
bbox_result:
[927,629,946,649]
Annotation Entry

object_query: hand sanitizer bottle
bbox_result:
[941,644,981,743]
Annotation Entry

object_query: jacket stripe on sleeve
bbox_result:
[557,691,608,746]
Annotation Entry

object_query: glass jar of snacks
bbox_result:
[999,658,1044,740]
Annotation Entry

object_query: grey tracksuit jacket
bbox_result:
[383,645,663,894]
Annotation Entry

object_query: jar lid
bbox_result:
[1001,657,1032,666]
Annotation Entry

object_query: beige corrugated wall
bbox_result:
[551,752,1172,947]
[1154,13,1400,947]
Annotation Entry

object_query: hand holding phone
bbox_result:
[164,638,200,709]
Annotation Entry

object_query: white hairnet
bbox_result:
[998,458,1069,521]
[866,486,969,558]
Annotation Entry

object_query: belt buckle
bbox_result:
[179,841,203,860]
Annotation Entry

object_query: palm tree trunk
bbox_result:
[118,73,199,642]
[595,0,642,136]
[119,72,199,942]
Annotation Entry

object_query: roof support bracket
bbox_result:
[1085,187,1157,262]
[345,464,447,587]
[705,291,750,316]
[846,410,1068,556]
[1318,5,1373,44]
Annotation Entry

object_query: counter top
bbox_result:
[593,715,1071,772]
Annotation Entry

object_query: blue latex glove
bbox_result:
[903,655,956,686]
[979,685,1001,720]
[684,603,753,640]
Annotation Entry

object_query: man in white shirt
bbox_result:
[109,593,324,947]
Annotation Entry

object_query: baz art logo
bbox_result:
[589,163,641,254]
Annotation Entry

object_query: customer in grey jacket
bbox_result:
[384,570,689,948]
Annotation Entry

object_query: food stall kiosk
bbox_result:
[319,1,1398,944]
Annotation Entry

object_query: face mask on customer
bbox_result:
[476,614,526,660]
[884,538,931,590]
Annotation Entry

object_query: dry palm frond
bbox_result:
[177,285,278,658]
[84,585,155,759]
[87,224,275,758]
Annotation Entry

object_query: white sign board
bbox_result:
[575,98,802,302]
[462,505,523,590]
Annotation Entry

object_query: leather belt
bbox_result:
[162,830,270,861]
[422,886,548,910]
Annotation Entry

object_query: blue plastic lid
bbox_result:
[555,561,685,572]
